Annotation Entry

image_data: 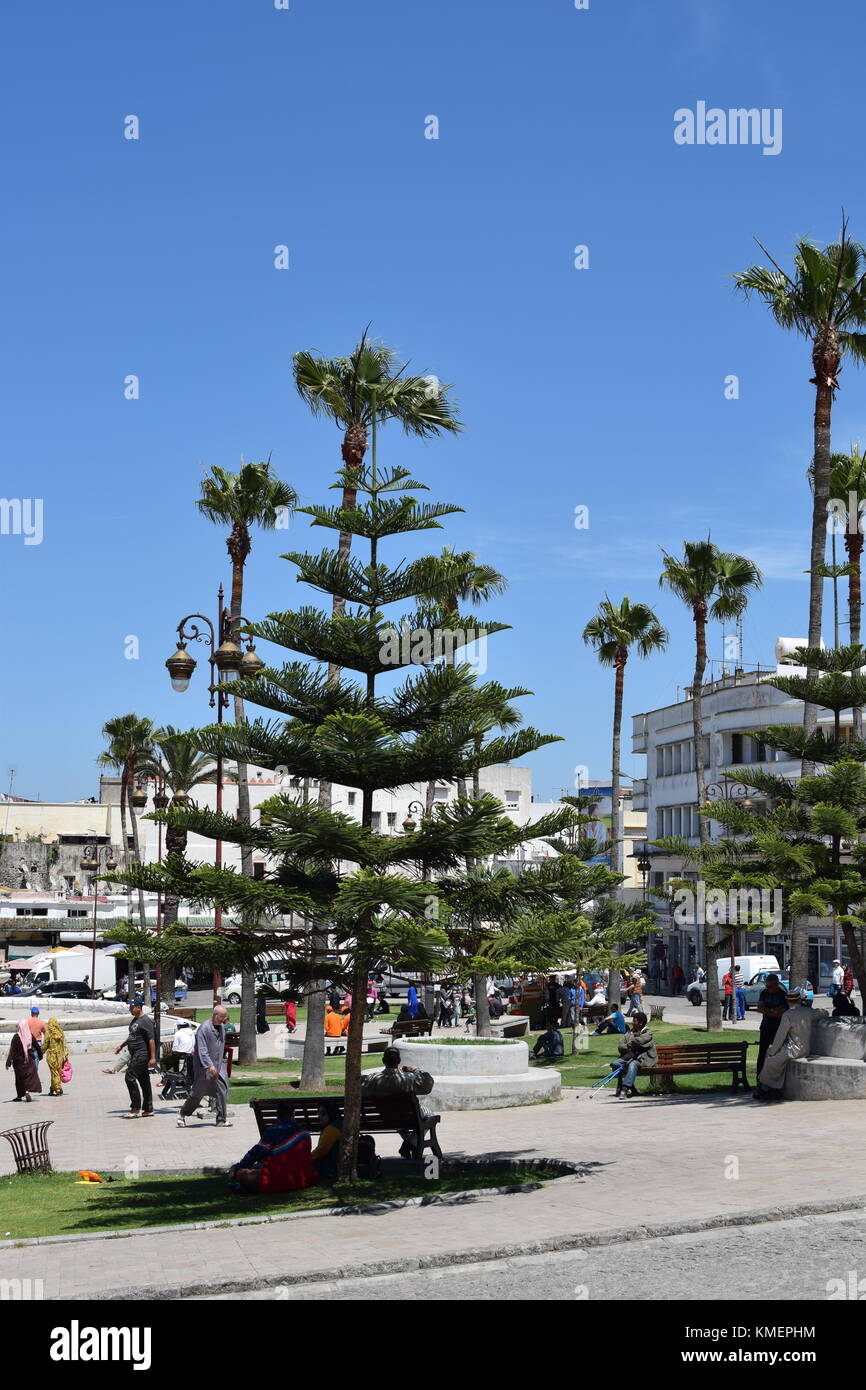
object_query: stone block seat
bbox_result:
[785,1016,866,1101]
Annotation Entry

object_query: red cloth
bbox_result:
[258,1128,318,1195]
[283,1001,297,1027]
[723,974,733,995]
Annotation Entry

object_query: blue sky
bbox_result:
[3,0,865,803]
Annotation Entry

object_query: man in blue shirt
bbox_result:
[593,1006,627,1035]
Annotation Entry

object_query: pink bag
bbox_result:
[60,1060,73,1084]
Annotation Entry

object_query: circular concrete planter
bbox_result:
[395,1037,560,1110]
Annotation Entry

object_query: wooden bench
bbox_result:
[251,1093,443,1159]
[167,1006,196,1020]
[579,1003,609,1026]
[388,1018,434,1039]
[644,1042,750,1093]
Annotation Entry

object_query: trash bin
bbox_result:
[1,1120,54,1175]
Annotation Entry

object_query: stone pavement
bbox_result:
[2,1042,865,1299]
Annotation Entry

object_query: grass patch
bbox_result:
[0,1164,566,1241]
[527,1021,760,1092]
[228,1054,381,1104]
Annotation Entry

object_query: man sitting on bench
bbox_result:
[361,1046,435,1159]
[612,1012,658,1098]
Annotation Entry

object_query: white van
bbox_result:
[687,954,780,1006]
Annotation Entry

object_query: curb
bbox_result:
[21,1191,866,1301]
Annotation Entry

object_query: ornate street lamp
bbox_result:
[402,799,425,834]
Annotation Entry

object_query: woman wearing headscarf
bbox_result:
[43,1017,68,1096]
[407,984,419,1019]
[5,1018,41,1101]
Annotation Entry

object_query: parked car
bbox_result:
[741,972,814,1009]
[21,980,93,999]
[687,971,813,1008]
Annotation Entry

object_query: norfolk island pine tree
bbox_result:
[292,332,461,1090]
[110,449,579,1180]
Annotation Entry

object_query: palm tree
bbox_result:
[293,332,461,1086]
[734,222,866,744]
[97,714,155,934]
[137,727,218,934]
[659,542,762,1029]
[583,597,667,1023]
[197,460,298,1063]
[826,447,866,736]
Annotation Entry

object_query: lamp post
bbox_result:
[706,780,753,1021]
[401,801,434,1011]
[80,841,117,1002]
[165,586,264,1004]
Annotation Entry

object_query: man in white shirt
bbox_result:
[833,960,845,992]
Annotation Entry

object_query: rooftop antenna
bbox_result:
[736,614,744,674]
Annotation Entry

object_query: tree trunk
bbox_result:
[804,362,835,764]
[847,531,863,739]
[691,606,718,1028]
[473,971,492,1037]
[703,933,722,1033]
[336,955,369,1183]
[304,434,365,1092]
[607,656,626,1014]
[788,914,809,991]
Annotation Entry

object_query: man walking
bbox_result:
[115,999,155,1118]
[177,1006,231,1127]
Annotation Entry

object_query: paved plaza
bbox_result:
[1,1003,864,1301]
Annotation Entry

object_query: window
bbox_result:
[66,909,88,918]
[433,787,448,802]
[505,790,520,808]
[253,862,265,880]
[387,812,397,829]
[17,908,47,917]
[347,792,356,807]
[371,812,381,830]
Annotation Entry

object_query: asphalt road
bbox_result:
[214,1208,866,1301]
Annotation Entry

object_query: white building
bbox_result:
[630,639,848,986]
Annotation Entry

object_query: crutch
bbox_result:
[576,1065,623,1101]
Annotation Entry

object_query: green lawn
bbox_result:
[527,1021,760,1092]
[228,1054,381,1105]
[0,1164,565,1241]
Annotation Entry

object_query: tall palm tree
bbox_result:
[97,714,155,934]
[137,726,219,934]
[659,542,762,1029]
[583,598,669,879]
[197,460,298,1063]
[734,222,866,744]
[828,447,866,736]
[583,598,668,1023]
[293,332,461,1087]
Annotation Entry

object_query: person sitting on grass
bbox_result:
[229,1114,318,1194]
[612,1012,658,1098]
[532,1024,564,1059]
[593,1004,626,1035]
